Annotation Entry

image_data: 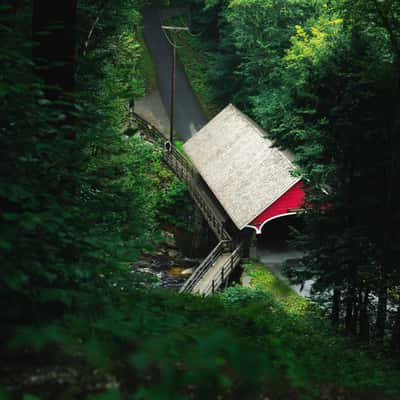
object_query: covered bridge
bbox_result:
[183,104,305,235]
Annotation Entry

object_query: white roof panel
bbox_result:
[183,104,300,229]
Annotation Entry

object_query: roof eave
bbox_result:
[238,177,302,230]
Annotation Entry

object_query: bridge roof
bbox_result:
[183,104,300,230]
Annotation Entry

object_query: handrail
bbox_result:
[165,154,230,241]
[179,240,230,293]
[201,244,242,296]
[133,112,166,142]
[132,113,241,295]
[133,112,231,242]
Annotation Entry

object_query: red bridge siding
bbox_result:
[247,181,304,233]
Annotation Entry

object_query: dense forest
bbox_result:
[2,0,400,399]
[175,0,400,344]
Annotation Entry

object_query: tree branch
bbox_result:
[82,0,108,57]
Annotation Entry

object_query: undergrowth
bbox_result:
[137,29,156,96]
[2,266,400,399]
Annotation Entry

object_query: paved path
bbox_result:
[141,7,207,141]
[256,240,312,297]
[139,10,310,297]
[135,89,170,137]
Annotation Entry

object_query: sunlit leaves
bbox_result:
[285,16,343,76]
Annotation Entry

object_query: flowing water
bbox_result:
[130,223,216,290]
[131,254,199,290]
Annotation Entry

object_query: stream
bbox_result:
[132,253,199,290]
[130,227,213,290]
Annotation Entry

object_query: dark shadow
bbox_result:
[256,215,303,253]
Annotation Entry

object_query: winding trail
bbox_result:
[141,7,207,141]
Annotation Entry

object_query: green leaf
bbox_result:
[23,395,41,400]
[86,389,121,400]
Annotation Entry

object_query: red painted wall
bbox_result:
[248,181,305,232]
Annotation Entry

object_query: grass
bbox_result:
[165,17,221,119]
[243,259,309,315]
[137,29,157,96]
[173,139,194,164]
[173,139,186,155]
[217,261,400,399]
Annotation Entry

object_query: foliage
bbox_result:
[179,0,400,347]
[1,1,201,396]
[243,260,309,314]
[4,265,400,399]
[0,0,186,370]
[0,0,192,309]
[164,16,221,118]
[1,275,273,399]
[3,0,400,398]
[208,0,321,113]
[136,29,157,95]
[152,163,193,231]
[226,261,400,398]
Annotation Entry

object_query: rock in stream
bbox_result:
[131,254,199,290]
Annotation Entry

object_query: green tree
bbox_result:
[184,0,400,345]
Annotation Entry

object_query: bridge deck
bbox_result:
[132,112,242,295]
[191,253,231,295]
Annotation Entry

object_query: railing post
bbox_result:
[135,115,241,291]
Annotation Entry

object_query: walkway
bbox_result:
[141,7,207,141]
[191,254,230,294]
[133,113,242,295]
[180,240,242,296]
[134,89,170,137]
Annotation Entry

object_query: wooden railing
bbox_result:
[180,240,230,293]
[200,243,242,296]
[133,113,241,295]
[179,241,242,295]
[133,112,230,242]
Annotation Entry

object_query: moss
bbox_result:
[243,259,309,315]
[173,139,185,155]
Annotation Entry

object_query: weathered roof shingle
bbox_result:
[183,104,300,230]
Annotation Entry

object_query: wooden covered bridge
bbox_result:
[134,104,305,296]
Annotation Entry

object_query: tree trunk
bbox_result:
[32,0,78,265]
[331,286,341,327]
[345,264,358,335]
[375,43,400,341]
[191,206,206,257]
[82,0,108,57]
[376,279,388,341]
[33,0,77,100]
[345,284,356,334]
[391,304,400,353]
[359,289,370,341]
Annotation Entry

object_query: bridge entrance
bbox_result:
[134,104,307,296]
[256,215,304,265]
[254,215,313,297]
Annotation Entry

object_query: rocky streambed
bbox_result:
[132,253,199,290]
[131,227,215,290]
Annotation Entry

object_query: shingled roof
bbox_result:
[183,104,300,230]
